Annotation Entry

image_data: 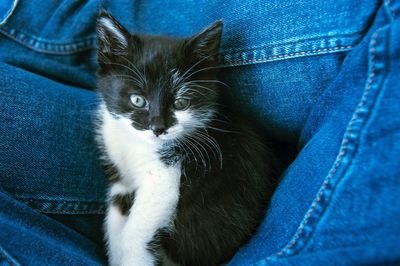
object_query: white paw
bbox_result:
[107,248,123,266]
[119,248,155,266]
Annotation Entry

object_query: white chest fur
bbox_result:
[99,106,181,266]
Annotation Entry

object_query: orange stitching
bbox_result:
[272,31,379,258]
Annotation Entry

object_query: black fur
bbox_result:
[111,192,135,216]
[161,119,276,265]
[97,11,277,265]
[103,162,121,183]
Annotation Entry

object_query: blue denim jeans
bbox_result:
[0,0,399,265]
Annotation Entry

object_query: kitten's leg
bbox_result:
[105,203,128,266]
[159,249,180,266]
[105,183,133,266]
[119,166,181,266]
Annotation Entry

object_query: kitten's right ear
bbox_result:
[186,20,223,61]
[97,10,130,62]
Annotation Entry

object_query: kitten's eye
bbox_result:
[173,98,190,110]
[130,94,147,108]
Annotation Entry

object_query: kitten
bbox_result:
[96,11,276,266]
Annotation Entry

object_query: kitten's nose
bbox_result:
[151,126,165,137]
[150,117,166,137]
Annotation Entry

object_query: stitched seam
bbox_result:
[43,210,105,214]
[386,0,397,19]
[0,28,96,55]
[220,31,363,55]
[0,252,13,266]
[0,24,96,45]
[264,29,381,260]
[20,199,106,214]
[17,198,104,204]
[0,25,356,57]
[220,46,353,67]
[0,0,19,26]
[0,245,19,266]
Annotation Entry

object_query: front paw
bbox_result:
[108,245,155,266]
[118,248,155,266]
[107,247,123,266]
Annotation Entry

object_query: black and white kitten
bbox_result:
[96,11,276,266]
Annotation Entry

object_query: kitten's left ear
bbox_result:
[187,20,223,59]
[97,10,130,57]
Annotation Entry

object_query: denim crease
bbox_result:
[0,244,21,266]
[229,1,400,265]
[0,0,18,26]
[270,23,387,262]
[0,0,399,265]
[0,0,380,214]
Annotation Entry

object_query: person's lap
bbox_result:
[0,62,106,264]
[1,0,399,265]
[0,187,105,266]
[231,5,400,264]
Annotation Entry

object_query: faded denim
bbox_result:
[0,0,399,265]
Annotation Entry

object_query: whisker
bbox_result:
[187,79,230,88]
[115,56,147,87]
[180,137,199,167]
[110,74,144,86]
[186,135,211,171]
[191,133,218,166]
[183,136,207,169]
[101,59,146,87]
[184,84,216,94]
[182,65,222,81]
[178,54,216,83]
[192,130,223,169]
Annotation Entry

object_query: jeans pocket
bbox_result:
[0,0,100,54]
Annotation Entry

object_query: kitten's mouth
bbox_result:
[149,134,163,142]
[140,130,174,144]
[144,132,164,143]
[129,123,183,144]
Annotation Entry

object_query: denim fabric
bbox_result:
[0,0,17,26]
[0,0,382,140]
[0,187,105,266]
[0,0,399,265]
[230,4,400,265]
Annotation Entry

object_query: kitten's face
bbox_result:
[97,12,222,144]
